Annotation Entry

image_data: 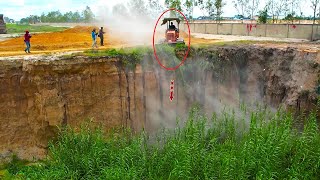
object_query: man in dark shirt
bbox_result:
[99,27,105,46]
[169,22,176,30]
[24,30,32,53]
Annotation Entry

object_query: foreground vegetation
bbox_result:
[6,24,68,34]
[1,105,320,179]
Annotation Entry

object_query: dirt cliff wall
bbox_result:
[0,46,319,162]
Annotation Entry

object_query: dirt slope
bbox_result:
[0,26,127,56]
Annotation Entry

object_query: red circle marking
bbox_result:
[152,8,191,71]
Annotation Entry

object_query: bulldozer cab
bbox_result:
[161,18,184,44]
[161,18,180,31]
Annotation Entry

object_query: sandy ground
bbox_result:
[0,26,130,57]
[0,26,218,57]
[0,34,21,42]
[192,33,320,53]
[0,25,319,57]
[0,32,53,42]
[191,33,310,43]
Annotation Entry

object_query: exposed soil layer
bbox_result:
[0,45,319,162]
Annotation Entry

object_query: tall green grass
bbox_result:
[6,24,68,34]
[6,106,320,179]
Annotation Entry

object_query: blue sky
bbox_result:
[0,0,109,20]
[0,0,314,21]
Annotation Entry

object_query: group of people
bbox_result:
[92,27,105,49]
[23,26,106,53]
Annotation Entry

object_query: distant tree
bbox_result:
[197,0,207,15]
[258,7,268,23]
[165,0,182,17]
[205,0,215,19]
[28,15,33,24]
[20,18,29,24]
[184,0,194,19]
[232,0,250,21]
[72,11,82,22]
[274,0,288,23]
[284,13,295,22]
[46,11,63,22]
[279,0,300,23]
[40,13,47,23]
[33,15,41,24]
[112,3,129,18]
[27,15,40,24]
[297,0,305,22]
[248,0,260,19]
[25,7,93,23]
[310,0,320,24]
[266,0,277,23]
[147,0,165,18]
[128,0,149,18]
[165,0,182,10]
[63,11,74,22]
[266,0,290,23]
[214,0,225,22]
[289,0,299,16]
[82,6,95,22]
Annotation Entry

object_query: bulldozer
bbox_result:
[160,18,184,45]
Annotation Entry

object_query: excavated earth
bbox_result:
[0,45,319,162]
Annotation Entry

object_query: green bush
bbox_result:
[258,8,268,24]
[10,106,320,179]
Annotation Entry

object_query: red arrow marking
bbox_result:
[170,91,174,101]
[170,80,174,102]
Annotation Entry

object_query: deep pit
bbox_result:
[0,45,319,162]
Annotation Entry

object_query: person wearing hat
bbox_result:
[24,30,32,53]
[91,28,98,49]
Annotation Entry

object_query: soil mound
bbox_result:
[64,26,98,33]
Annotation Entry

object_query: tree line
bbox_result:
[19,0,320,24]
[165,0,320,24]
[20,6,94,24]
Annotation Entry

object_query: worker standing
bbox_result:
[24,30,32,53]
[98,27,105,46]
[91,28,98,49]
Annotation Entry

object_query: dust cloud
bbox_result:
[140,53,263,132]
[91,1,261,131]
[93,0,181,46]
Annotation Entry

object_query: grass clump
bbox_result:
[8,106,320,179]
[174,43,188,51]
[83,48,125,57]
[83,47,147,60]
[6,24,68,34]
[0,155,29,180]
